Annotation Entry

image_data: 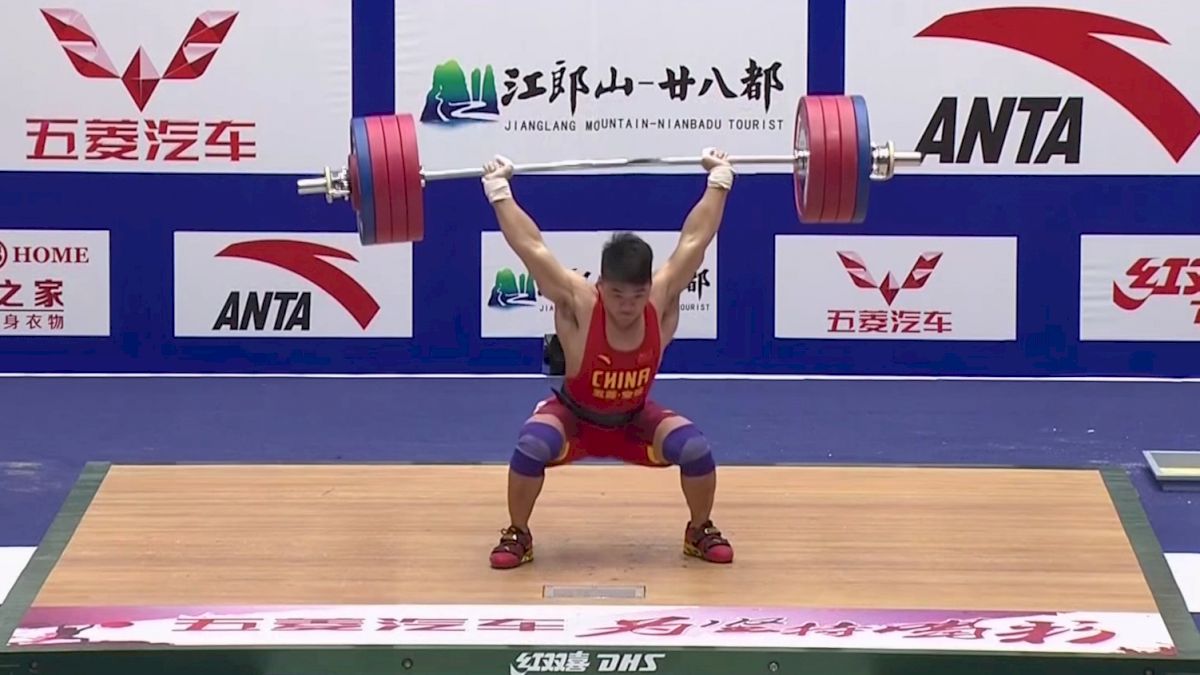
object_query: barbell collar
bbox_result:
[296,177,328,195]
[296,167,337,202]
[297,168,350,202]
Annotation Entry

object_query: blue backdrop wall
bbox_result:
[1,0,1197,377]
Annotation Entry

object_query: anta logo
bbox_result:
[915,6,1200,163]
[596,351,655,367]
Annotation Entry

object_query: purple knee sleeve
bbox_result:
[510,421,563,477]
[662,425,715,476]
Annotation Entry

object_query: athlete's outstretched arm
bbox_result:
[482,155,587,307]
[655,148,732,298]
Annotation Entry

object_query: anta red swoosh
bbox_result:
[917,7,1200,162]
[216,240,381,329]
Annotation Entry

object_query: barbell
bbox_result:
[295,94,925,245]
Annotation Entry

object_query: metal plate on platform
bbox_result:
[543,584,646,599]
[1145,450,1200,482]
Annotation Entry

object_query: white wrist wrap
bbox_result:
[707,165,734,190]
[483,176,512,203]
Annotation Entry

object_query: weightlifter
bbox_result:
[480,148,735,569]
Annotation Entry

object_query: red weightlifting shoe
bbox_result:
[490,525,533,569]
[684,520,733,563]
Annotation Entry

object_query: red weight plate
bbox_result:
[834,96,859,222]
[347,152,361,213]
[810,96,832,222]
[792,98,807,220]
[395,113,425,243]
[794,97,828,223]
[380,114,410,243]
[792,97,805,220]
[818,97,843,224]
[365,116,394,244]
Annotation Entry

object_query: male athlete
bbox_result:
[479,148,734,569]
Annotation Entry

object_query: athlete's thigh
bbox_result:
[529,397,586,466]
[629,399,691,446]
[606,435,670,467]
[600,396,676,466]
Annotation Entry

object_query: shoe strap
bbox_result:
[690,521,728,550]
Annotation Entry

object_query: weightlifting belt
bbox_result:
[551,387,644,429]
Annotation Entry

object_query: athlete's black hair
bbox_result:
[600,232,653,285]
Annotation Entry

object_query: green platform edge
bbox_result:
[0,462,1196,675]
[0,461,108,645]
[1101,466,1200,656]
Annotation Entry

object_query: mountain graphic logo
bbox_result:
[421,59,500,124]
[488,267,537,308]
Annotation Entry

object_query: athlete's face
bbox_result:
[598,279,649,327]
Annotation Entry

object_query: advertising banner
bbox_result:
[0,0,352,173]
[0,229,109,336]
[174,232,413,338]
[397,0,805,176]
[845,0,1200,174]
[1081,234,1200,341]
[482,231,716,339]
[775,235,1017,340]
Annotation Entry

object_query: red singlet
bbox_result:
[562,293,661,413]
[533,292,677,468]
